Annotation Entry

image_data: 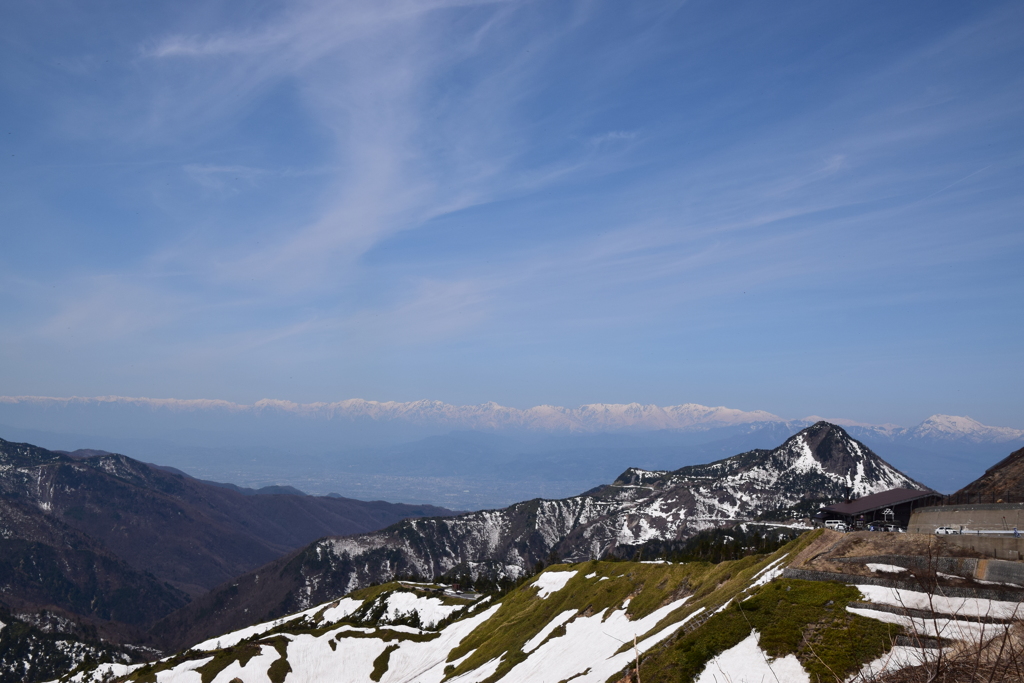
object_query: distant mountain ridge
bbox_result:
[3,394,1019,439]
[152,422,924,649]
[1,395,781,431]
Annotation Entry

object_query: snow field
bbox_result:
[319,597,363,624]
[60,662,143,683]
[479,596,695,683]
[200,644,280,683]
[153,656,212,683]
[278,604,501,683]
[381,591,466,628]
[193,600,341,651]
[522,609,577,653]
[531,570,577,598]
[694,631,809,683]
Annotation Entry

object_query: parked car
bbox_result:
[884,524,905,533]
[935,526,960,535]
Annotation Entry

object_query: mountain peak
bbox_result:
[771,421,927,496]
[911,414,1024,443]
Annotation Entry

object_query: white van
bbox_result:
[824,520,847,531]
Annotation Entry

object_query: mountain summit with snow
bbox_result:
[904,414,1024,444]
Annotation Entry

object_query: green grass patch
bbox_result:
[334,627,441,643]
[195,642,262,683]
[264,637,292,683]
[638,578,899,683]
[370,644,400,681]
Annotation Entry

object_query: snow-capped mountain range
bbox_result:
[1,393,1020,438]
[0,395,783,431]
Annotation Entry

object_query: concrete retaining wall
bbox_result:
[832,554,980,575]
[979,558,1024,585]
[925,534,1024,561]
[829,553,1024,585]
[910,504,1024,534]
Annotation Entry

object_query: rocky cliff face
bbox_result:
[154,422,924,648]
[951,445,1024,501]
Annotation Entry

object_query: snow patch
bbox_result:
[382,591,465,628]
[866,563,907,574]
[750,555,788,587]
[523,609,577,653]
[847,607,991,642]
[695,631,809,683]
[856,585,1024,620]
[846,645,939,682]
[532,570,577,598]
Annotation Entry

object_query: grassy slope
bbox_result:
[444,531,834,683]
[106,530,901,683]
[638,578,899,683]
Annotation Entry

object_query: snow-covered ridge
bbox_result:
[4,395,1021,438]
[907,414,1024,443]
[0,395,780,432]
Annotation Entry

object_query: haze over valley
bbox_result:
[1,395,1019,508]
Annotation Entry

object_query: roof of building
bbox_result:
[823,488,940,516]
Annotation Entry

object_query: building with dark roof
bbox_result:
[815,488,942,529]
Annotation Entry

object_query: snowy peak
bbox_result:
[908,414,1024,444]
[611,423,922,500]
[770,422,923,497]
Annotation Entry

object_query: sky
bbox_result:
[1,0,1022,428]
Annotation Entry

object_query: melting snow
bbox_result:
[320,597,363,624]
[694,631,809,683]
[847,607,991,642]
[523,609,577,653]
[750,555,788,587]
[846,645,939,682]
[856,585,1024,619]
[790,438,822,475]
[866,564,907,574]
[483,596,695,683]
[193,600,344,651]
[153,656,213,683]
[532,570,577,598]
[382,591,465,628]
[199,644,279,682]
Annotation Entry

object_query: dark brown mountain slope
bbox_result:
[952,445,1024,502]
[0,497,189,627]
[0,437,455,596]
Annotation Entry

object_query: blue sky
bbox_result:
[1,0,1022,427]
